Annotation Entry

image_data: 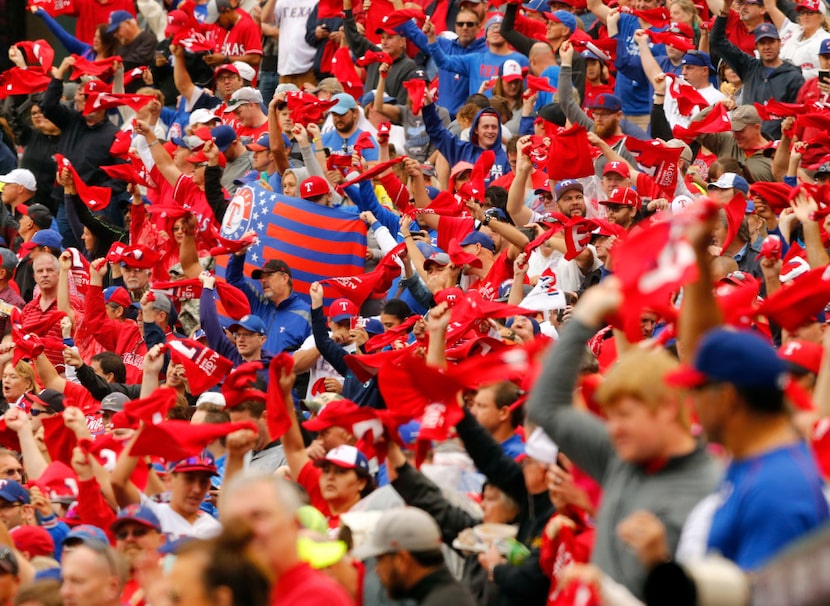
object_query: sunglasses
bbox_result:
[29,407,55,417]
[456,21,478,27]
[116,526,151,540]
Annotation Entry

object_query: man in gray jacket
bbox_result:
[527,279,720,600]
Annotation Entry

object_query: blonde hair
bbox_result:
[595,348,690,429]
[3,360,37,394]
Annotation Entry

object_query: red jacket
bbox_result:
[85,285,145,383]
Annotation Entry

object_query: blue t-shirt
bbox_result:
[614,13,666,115]
[321,129,379,161]
[707,442,829,570]
[501,433,526,459]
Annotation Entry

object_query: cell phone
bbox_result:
[518,226,536,241]
[322,147,331,158]
[820,70,830,83]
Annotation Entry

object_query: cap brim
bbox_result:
[664,366,708,388]
[110,517,161,533]
[250,269,274,279]
[172,464,218,475]
[314,458,358,470]
[502,74,523,82]
[302,417,336,432]
[351,540,391,561]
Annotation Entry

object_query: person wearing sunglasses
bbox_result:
[109,504,165,605]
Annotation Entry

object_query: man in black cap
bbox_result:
[226,246,311,354]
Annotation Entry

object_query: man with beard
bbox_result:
[321,94,379,173]
[354,506,477,605]
[110,505,165,604]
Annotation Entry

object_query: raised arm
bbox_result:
[557,43,594,130]
[135,120,182,186]
[506,136,535,227]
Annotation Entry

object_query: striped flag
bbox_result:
[215,184,367,301]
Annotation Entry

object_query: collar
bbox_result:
[732,242,749,262]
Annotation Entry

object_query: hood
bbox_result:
[470,107,503,150]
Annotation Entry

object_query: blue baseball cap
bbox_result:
[821,38,830,55]
[110,504,162,534]
[245,132,270,152]
[707,172,750,195]
[228,314,267,335]
[62,524,109,548]
[542,10,576,33]
[31,229,63,250]
[0,480,28,504]
[315,445,370,475]
[682,50,715,71]
[754,22,780,42]
[210,125,238,152]
[555,179,584,200]
[485,14,504,31]
[330,93,357,115]
[523,0,547,11]
[667,328,787,390]
[459,230,496,252]
[364,318,385,335]
[106,9,133,33]
[588,93,622,112]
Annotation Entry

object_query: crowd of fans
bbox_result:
[0,0,828,603]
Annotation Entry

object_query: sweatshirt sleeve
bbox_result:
[226,253,270,318]
[396,20,431,54]
[423,103,469,167]
[311,307,349,376]
[348,181,400,235]
[344,9,375,58]
[710,15,753,79]
[557,65,594,130]
[526,319,615,484]
[500,3,536,57]
[199,287,243,365]
[427,40,471,76]
[41,78,72,130]
[33,8,91,56]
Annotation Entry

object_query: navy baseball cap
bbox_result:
[459,231,496,252]
[523,0,547,10]
[210,125,237,152]
[62,524,109,548]
[821,39,830,55]
[555,179,584,200]
[0,480,29,504]
[707,172,750,195]
[754,22,780,42]
[228,314,266,336]
[666,328,786,389]
[682,50,715,71]
[110,504,162,534]
[106,9,133,33]
[588,93,622,112]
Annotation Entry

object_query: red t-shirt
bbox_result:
[469,249,513,301]
[214,11,264,60]
[725,11,764,56]
[272,562,354,606]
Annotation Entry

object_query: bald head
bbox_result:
[529,42,556,74]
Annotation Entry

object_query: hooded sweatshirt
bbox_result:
[423,105,510,185]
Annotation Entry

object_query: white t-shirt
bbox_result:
[297,334,356,399]
[780,19,830,81]
[139,494,222,540]
[664,83,725,130]
[274,0,317,76]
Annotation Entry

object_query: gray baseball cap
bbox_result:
[351,507,442,560]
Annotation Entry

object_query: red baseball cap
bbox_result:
[602,187,641,209]
[299,176,329,200]
[779,339,823,375]
[328,298,358,322]
[302,399,362,432]
[603,161,631,179]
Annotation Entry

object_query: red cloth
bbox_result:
[55,153,111,210]
[28,0,75,17]
[74,478,117,543]
[41,416,78,469]
[318,242,406,306]
[222,362,266,409]
[647,29,695,52]
[402,79,426,114]
[549,125,594,179]
[129,420,258,461]
[721,193,747,253]
[621,5,670,26]
[123,388,178,425]
[355,50,393,67]
[0,68,51,99]
[672,103,731,142]
[563,218,600,260]
[68,56,119,80]
[265,353,294,441]
[664,74,710,116]
[756,266,830,331]
[83,285,144,383]
[14,40,55,72]
[19,295,84,370]
[83,93,157,116]
[330,48,364,101]
[166,339,234,394]
[749,181,792,213]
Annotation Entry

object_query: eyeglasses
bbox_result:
[29,407,55,417]
[116,526,151,540]
[456,21,478,27]
[30,110,43,116]
[233,330,260,339]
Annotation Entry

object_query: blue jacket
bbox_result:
[396,20,488,116]
[427,41,529,100]
[613,14,666,116]
[199,286,274,381]
[423,104,510,184]
[225,253,312,354]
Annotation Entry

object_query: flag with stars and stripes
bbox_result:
[215,184,368,301]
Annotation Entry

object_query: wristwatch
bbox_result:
[483,214,492,226]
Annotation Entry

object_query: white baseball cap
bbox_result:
[0,169,36,192]
[188,108,219,127]
[232,61,256,83]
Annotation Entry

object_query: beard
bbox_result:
[593,116,620,139]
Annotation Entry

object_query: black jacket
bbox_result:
[406,567,477,606]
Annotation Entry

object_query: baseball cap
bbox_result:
[82,79,110,96]
[303,399,362,432]
[18,204,52,230]
[99,392,130,413]
[779,339,823,375]
[352,507,442,560]
[666,138,694,164]
[500,59,523,83]
[524,426,559,464]
[246,132,270,152]
[12,526,54,558]
[188,108,219,127]
[603,187,641,209]
[231,61,256,82]
[0,481,28,504]
[796,0,826,13]
[816,161,830,176]
[328,298,358,323]
[603,161,630,179]
[315,445,370,475]
[0,249,17,273]
[666,328,787,390]
[682,50,715,71]
[459,231,496,252]
[228,314,266,335]
[731,105,762,131]
[707,172,750,195]
[210,125,238,152]
[485,14,504,30]
[103,286,132,308]
[106,9,133,32]
[423,251,451,271]
[542,10,576,33]
[223,87,263,112]
[150,292,172,314]
[24,389,65,414]
[555,179,584,200]
[0,169,36,191]
[667,21,694,38]
[330,93,357,115]
[196,391,226,407]
[251,259,291,279]
[214,63,240,77]
[110,504,162,534]
[299,176,329,200]
[523,0,547,11]
[62,524,108,548]
[314,77,344,94]
[164,9,189,37]
[31,229,62,250]
[170,451,218,475]
[587,93,622,112]
[754,22,780,42]
[821,39,830,55]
